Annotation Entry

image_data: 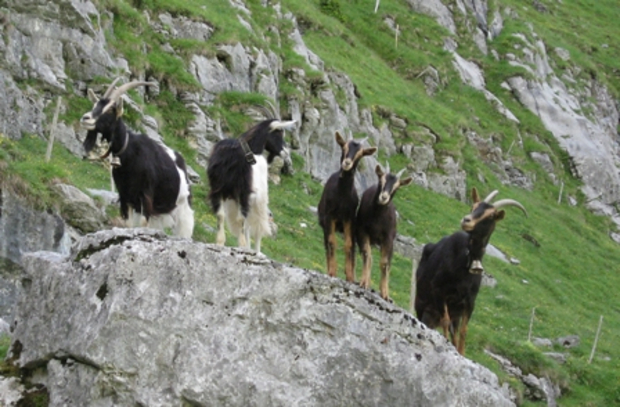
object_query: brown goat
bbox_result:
[357,164,412,300]
[318,132,377,282]
[414,187,527,354]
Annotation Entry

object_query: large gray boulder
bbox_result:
[9,228,514,407]
[0,188,71,266]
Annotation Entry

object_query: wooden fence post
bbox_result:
[588,315,604,364]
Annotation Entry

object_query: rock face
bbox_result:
[9,229,514,407]
[0,188,71,265]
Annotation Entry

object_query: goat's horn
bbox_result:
[396,168,407,179]
[265,99,279,119]
[492,199,528,217]
[483,190,499,203]
[385,161,390,174]
[109,81,155,102]
[269,120,297,131]
[102,77,122,99]
[251,104,273,120]
[358,137,368,145]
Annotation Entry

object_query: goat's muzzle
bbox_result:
[80,114,96,130]
[378,192,391,205]
[341,159,354,171]
[461,216,474,232]
[469,260,484,274]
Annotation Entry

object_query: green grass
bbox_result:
[2,0,620,405]
[0,335,10,361]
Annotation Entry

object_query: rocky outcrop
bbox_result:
[7,228,515,407]
[0,188,71,266]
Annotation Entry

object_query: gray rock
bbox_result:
[0,377,24,407]
[393,234,423,261]
[0,257,25,324]
[0,188,71,265]
[543,352,568,364]
[0,71,45,141]
[481,272,497,288]
[9,229,515,407]
[0,317,10,335]
[54,183,107,233]
[426,156,467,201]
[557,335,580,348]
[405,0,456,34]
[532,337,553,347]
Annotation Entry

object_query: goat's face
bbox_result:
[80,79,155,153]
[263,119,296,162]
[376,164,413,205]
[461,187,527,235]
[80,95,123,153]
[335,131,377,172]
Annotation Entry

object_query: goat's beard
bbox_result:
[83,130,99,153]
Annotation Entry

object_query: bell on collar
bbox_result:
[470,260,484,274]
[110,156,121,168]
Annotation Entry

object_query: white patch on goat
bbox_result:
[245,155,271,253]
[220,155,272,253]
[156,145,194,239]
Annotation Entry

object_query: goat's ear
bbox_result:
[87,88,99,103]
[363,147,377,156]
[335,131,346,147]
[399,177,413,187]
[496,210,506,221]
[115,98,124,118]
[83,130,98,153]
[375,164,384,177]
[471,187,480,203]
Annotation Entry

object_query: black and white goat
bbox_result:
[318,132,377,282]
[356,163,412,300]
[414,188,526,354]
[80,78,194,238]
[207,115,296,253]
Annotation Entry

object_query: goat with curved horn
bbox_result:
[415,187,527,355]
[207,102,297,254]
[79,77,194,239]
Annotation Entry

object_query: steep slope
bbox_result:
[1,0,620,405]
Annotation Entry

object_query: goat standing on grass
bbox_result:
[207,116,296,254]
[414,188,527,355]
[318,132,377,282]
[356,163,412,301]
[80,78,194,238]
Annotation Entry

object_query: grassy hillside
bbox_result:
[2,0,620,405]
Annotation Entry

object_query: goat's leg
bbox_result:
[172,199,194,239]
[450,317,461,350]
[343,221,356,282]
[237,216,248,248]
[324,219,337,277]
[456,314,469,355]
[359,236,372,289]
[215,207,226,246]
[439,303,451,341]
[379,246,392,301]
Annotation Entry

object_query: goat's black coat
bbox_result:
[414,187,526,354]
[207,119,286,217]
[414,231,483,331]
[356,184,398,248]
[318,170,360,235]
[317,133,377,281]
[355,166,411,300]
[82,104,188,221]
